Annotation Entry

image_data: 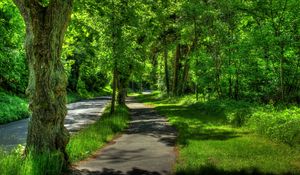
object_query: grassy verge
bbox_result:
[67,105,129,162]
[0,105,129,175]
[67,92,83,104]
[0,148,66,175]
[135,92,300,175]
[0,91,29,124]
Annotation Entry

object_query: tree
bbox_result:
[12,0,73,165]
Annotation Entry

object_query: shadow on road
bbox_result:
[71,167,161,175]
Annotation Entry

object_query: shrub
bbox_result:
[247,107,300,146]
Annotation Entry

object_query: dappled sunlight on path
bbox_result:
[74,97,177,175]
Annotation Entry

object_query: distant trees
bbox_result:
[138,0,300,103]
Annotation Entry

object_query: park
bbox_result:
[0,0,300,174]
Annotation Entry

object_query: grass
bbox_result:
[0,91,29,124]
[135,92,300,175]
[67,92,83,103]
[0,147,65,175]
[0,105,129,175]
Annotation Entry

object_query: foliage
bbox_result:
[0,0,27,93]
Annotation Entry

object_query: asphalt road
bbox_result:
[0,97,110,151]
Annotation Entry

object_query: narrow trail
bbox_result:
[0,97,110,150]
[74,97,177,175]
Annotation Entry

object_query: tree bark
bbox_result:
[13,0,73,166]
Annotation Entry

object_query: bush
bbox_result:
[247,107,300,146]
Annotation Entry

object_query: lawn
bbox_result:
[135,92,300,175]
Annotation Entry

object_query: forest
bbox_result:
[0,0,300,174]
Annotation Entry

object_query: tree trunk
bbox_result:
[234,62,240,101]
[180,45,192,95]
[150,47,159,89]
[181,57,190,95]
[117,75,129,106]
[67,55,80,92]
[111,68,118,114]
[228,57,233,98]
[13,0,73,166]
[163,37,170,95]
[172,44,180,96]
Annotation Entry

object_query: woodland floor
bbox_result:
[72,97,177,175]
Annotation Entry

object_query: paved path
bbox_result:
[0,97,110,150]
[74,97,177,175]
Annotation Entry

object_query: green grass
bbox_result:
[0,91,29,124]
[67,105,129,162]
[67,92,83,103]
[135,92,300,175]
[0,105,129,175]
[0,147,65,175]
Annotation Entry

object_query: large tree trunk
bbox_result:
[13,0,73,165]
